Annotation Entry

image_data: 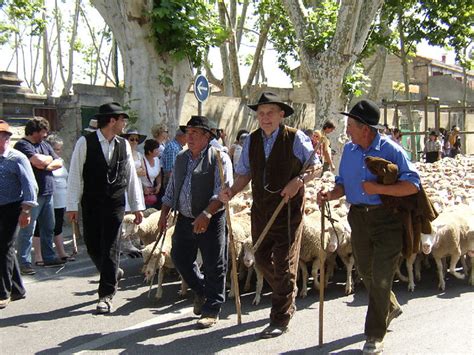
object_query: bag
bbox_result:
[144,193,158,206]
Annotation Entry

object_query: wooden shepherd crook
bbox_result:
[216,150,242,324]
[71,220,80,256]
[319,201,327,346]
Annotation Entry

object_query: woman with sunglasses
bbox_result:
[122,129,147,177]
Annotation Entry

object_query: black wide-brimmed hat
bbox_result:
[95,102,129,119]
[248,91,294,118]
[341,100,384,130]
[121,128,147,144]
[180,116,216,138]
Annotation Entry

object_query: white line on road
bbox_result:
[59,307,192,354]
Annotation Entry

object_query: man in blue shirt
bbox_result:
[318,100,420,354]
[0,120,37,309]
[14,117,65,274]
[161,129,186,188]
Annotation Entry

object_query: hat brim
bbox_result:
[248,102,294,118]
[95,111,130,119]
[341,112,385,130]
[121,133,147,144]
[84,128,97,132]
[180,125,216,139]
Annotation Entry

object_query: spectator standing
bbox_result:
[228,129,249,162]
[317,100,420,354]
[66,102,145,314]
[448,126,461,158]
[219,92,318,338]
[161,129,186,188]
[14,117,65,275]
[151,123,169,159]
[158,115,233,329]
[32,134,73,265]
[232,132,249,169]
[141,139,162,209]
[0,120,37,309]
[321,120,336,172]
[423,131,442,163]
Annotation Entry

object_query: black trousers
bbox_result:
[81,200,124,298]
[0,201,26,300]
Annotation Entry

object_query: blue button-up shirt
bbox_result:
[161,139,183,174]
[235,127,318,175]
[336,133,420,205]
[0,148,38,207]
[162,147,233,218]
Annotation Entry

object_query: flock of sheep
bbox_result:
[120,155,474,304]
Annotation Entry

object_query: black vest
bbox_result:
[82,132,129,207]
[172,145,220,217]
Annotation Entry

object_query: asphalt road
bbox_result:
[1,235,473,354]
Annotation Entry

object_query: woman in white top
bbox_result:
[141,139,162,208]
[33,134,73,264]
[121,129,147,212]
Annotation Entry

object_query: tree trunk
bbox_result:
[398,9,416,161]
[366,45,387,101]
[282,0,384,170]
[62,0,80,96]
[91,0,193,135]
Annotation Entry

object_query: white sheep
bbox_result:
[122,211,165,246]
[420,207,473,290]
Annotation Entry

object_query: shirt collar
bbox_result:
[185,144,210,160]
[97,129,119,144]
[351,132,382,152]
[261,127,280,140]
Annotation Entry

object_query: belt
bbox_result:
[351,204,385,212]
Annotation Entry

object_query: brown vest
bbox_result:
[249,125,304,226]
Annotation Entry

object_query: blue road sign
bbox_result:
[194,74,210,103]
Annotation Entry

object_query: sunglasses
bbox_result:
[128,137,140,142]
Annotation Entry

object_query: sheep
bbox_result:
[226,213,264,306]
[420,207,473,290]
[122,211,164,246]
[141,225,175,300]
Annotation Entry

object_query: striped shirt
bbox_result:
[0,147,38,207]
[161,139,183,174]
[424,139,441,153]
[162,148,233,218]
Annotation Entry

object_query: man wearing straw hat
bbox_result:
[219,92,319,339]
[66,102,145,314]
[317,99,420,354]
[158,115,233,329]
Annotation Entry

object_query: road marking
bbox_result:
[59,307,192,354]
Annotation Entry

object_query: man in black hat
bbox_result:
[317,99,420,354]
[158,115,233,329]
[66,102,145,314]
[219,91,319,338]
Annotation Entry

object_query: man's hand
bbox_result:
[192,213,210,234]
[67,211,78,222]
[219,186,233,203]
[317,190,330,206]
[281,177,303,203]
[18,213,31,228]
[133,211,143,225]
[158,211,168,233]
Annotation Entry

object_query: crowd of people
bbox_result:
[0,92,467,354]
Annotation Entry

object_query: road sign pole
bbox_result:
[198,101,202,116]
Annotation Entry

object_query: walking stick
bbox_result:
[253,150,318,253]
[319,201,328,346]
[71,220,80,256]
[143,213,175,271]
[216,150,242,325]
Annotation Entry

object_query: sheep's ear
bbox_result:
[161,251,168,256]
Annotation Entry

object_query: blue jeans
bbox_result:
[171,211,228,316]
[17,195,56,265]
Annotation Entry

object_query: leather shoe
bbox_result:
[363,337,384,354]
[96,296,113,314]
[197,314,219,329]
[0,297,11,309]
[117,268,124,281]
[259,325,288,339]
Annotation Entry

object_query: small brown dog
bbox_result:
[364,156,398,185]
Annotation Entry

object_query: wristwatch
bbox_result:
[202,209,212,219]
